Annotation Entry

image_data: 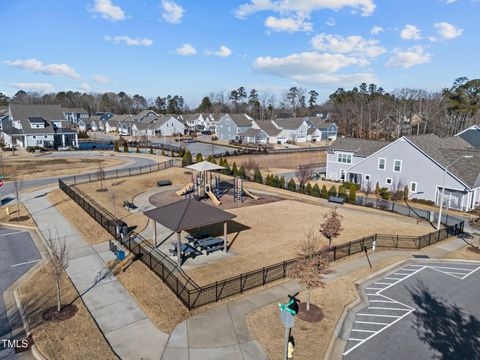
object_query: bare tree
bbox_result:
[288,228,330,311]
[319,207,344,248]
[241,158,259,172]
[295,166,313,191]
[362,180,373,203]
[12,175,24,221]
[390,178,405,201]
[97,163,106,191]
[109,189,117,218]
[469,209,480,249]
[44,231,69,312]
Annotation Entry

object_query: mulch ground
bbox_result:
[297,303,324,323]
[42,304,78,322]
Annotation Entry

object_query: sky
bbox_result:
[0,0,478,107]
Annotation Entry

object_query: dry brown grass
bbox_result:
[18,263,117,360]
[226,152,326,170]
[75,167,191,233]
[0,202,35,227]
[47,189,112,245]
[115,260,189,333]
[186,199,431,285]
[442,244,480,260]
[246,255,407,360]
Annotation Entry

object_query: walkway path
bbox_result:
[22,188,169,360]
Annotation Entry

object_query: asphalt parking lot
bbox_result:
[342,260,480,360]
[0,227,41,358]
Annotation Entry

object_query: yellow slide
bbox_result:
[176,183,193,196]
[206,190,222,205]
[243,187,259,200]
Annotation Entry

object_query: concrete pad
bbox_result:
[81,280,132,309]
[244,290,279,308]
[106,318,168,360]
[161,347,189,360]
[187,305,238,348]
[68,254,104,276]
[227,299,258,343]
[239,340,268,360]
[68,245,96,259]
[167,321,188,348]
[189,345,244,360]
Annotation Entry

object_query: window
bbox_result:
[32,136,36,139]
[410,182,417,193]
[393,159,402,172]
[378,158,386,170]
[386,177,392,185]
[337,152,352,164]
[364,174,371,181]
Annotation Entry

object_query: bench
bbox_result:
[328,196,345,205]
[157,179,172,187]
[169,243,202,259]
[123,201,138,210]
[206,245,224,255]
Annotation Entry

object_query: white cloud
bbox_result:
[176,43,197,56]
[88,0,126,21]
[446,0,459,3]
[434,22,463,39]
[370,25,383,35]
[400,24,422,40]
[104,35,153,46]
[93,75,111,84]
[311,33,386,58]
[77,83,91,92]
[252,51,374,86]
[5,58,80,79]
[386,46,432,68]
[161,0,184,24]
[206,45,232,57]
[9,82,55,93]
[264,16,312,32]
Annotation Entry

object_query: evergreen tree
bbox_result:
[114,141,120,152]
[274,175,280,188]
[179,147,185,158]
[136,147,141,153]
[196,153,203,162]
[280,176,286,189]
[305,182,313,195]
[170,148,174,157]
[338,185,347,199]
[328,185,337,197]
[254,169,263,183]
[321,185,328,199]
[379,187,391,200]
[123,143,129,153]
[182,150,193,166]
[232,162,239,176]
[223,159,231,174]
[287,178,297,191]
[161,148,166,156]
[312,183,321,197]
[375,182,381,197]
[149,147,154,154]
[348,186,357,204]
[238,165,246,179]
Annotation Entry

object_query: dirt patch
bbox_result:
[42,304,78,322]
[297,303,324,323]
[226,152,326,170]
[443,244,480,260]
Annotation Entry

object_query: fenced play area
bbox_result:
[58,160,465,309]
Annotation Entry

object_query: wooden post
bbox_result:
[177,231,182,267]
[224,221,228,253]
[154,220,157,247]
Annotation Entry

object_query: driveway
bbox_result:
[0,227,41,359]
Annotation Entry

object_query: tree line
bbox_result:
[1,77,478,139]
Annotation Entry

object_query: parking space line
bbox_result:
[375,282,394,285]
[11,259,40,268]
[357,313,401,318]
[430,266,473,271]
[394,272,412,275]
[365,287,384,290]
[0,230,27,237]
[385,277,403,280]
[351,329,376,333]
[461,267,480,280]
[354,320,389,325]
[348,338,364,342]
[367,307,409,311]
[369,300,396,303]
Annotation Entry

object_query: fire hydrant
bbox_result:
[288,338,295,358]
[5,207,9,215]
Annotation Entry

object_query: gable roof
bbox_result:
[63,107,88,113]
[225,114,252,127]
[254,120,282,136]
[241,128,266,137]
[330,137,391,157]
[273,117,307,130]
[8,104,76,135]
[456,125,480,149]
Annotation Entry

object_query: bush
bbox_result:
[312,183,321,197]
[238,165,246,179]
[338,185,347,199]
[223,159,231,174]
[207,155,216,164]
[136,147,141,153]
[196,153,203,162]
[287,178,297,191]
[211,135,218,141]
[343,181,361,191]
[182,150,193,166]
[78,131,89,139]
[114,141,120,152]
[379,187,391,200]
[348,186,356,204]
[274,175,280,188]
[280,176,286,189]
[232,162,239,176]
[26,146,35,153]
[321,185,328,199]
[123,143,129,153]
[305,183,313,195]
[253,169,263,183]
[328,185,337,197]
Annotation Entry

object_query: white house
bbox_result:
[307,127,322,142]
[182,113,205,131]
[1,104,78,149]
[63,108,89,124]
[272,117,310,143]
[240,128,269,144]
[146,115,186,136]
[251,120,288,144]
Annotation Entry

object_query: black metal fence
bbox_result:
[58,165,465,309]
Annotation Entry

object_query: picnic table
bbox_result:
[186,230,210,243]
[195,237,224,255]
[169,242,202,259]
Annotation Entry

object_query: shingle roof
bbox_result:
[241,128,264,137]
[310,118,336,130]
[254,120,282,136]
[225,114,252,127]
[330,137,390,157]
[9,104,75,135]
[457,126,480,149]
[143,198,236,232]
[63,107,88,113]
[273,117,306,130]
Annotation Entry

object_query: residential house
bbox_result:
[182,113,205,132]
[146,115,186,137]
[456,125,480,149]
[307,127,322,142]
[133,110,158,122]
[63,108,89,124]
[217,114,252,141]
[310,118,338,141]
[327,134,479,211]
[1,104,78,149]
[251,120,287,144]
[240,128,269,144]
[131,121,151,137]
[95,112,114,121]
[202,113,223,133]
[105,114,133,134]
[82,115,105,132]
[272,117,310,143]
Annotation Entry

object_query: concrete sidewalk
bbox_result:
[23,188,168,360]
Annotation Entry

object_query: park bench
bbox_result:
[186,230,210,243]
[157,179,172,187]
[169,242,202,259]
[123,201,138,211]
[195,238,224,255]
[328,196,345,205]
[205,245,224,255]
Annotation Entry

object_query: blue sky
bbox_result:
[0,0,478,107]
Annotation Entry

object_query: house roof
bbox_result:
[63,107,88,113]
[225,114,252,127]
[133,110,158,122]
[307,127,321,135]
[186,160,225,172]
[8,104,75,135]
[456,125,480,149]
[273,117,306,130]
[183,113,203,122]
[254,120,282,136]
[241,128,264,137]
[330,137,390,157]
[143,198,236,232]
[310,118,336,130]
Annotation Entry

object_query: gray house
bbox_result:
[327,134,479,211]
[310,118,338,140]
[456,125,480,148]
[217,114,252,141]
[63,108,89,124]
[240,128,268,144]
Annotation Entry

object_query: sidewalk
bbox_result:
[23,188,169,360]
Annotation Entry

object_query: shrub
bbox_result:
[224,150,230,156]
[238,166,246,179]
[343,181,360,191]
[321,185,328,199]
[379,187,391,200]
[78,131,89,139]
[327,185,337,197]
[136,147,141,153]
[312,183,321,197]
[149,147,154,154]
[123,143,129,153]
[182,150,193,166]
[348,186,357,204]
[338,185,347,199]
[274,175,280,188]
[305,183,313,195]
[196,153,203,162]
[26,146,35,153]
[211,135,218,141]
[179,148,185,158]
[280,176,286,189]
[254,169,263,183]
[161,149,166,156]
[287,178,297,191]
[232,162,239,176]
[223,159,231,174]
[114,141,120,152]
[375,182,381,197]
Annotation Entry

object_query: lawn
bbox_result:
[226,151,326,170]
[185,199,432,285]
[0,202,35,227]
[18,263,117,360]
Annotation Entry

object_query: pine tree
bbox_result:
[238,166,246,179]
[328,185,337,197]
[306,182,313,195]
[196,153,203,162]
[321,185,328,199]
[312,183,321,197]
[274,175,280,188]
[232,162,239,177]
[375,182,381,197]
[287,178,297,191]
[182,150,192,166]
[223,159,231,174]
[348,186,356,204]
[114,141,120,152]
[179,148,185,158]
[123,143,129,153]
[149,147,154,154]
[338,185,347,199]
[254,169,263,183]
[280,176,286,189]
[136,147,141,153]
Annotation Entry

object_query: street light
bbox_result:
[436,155,473,229]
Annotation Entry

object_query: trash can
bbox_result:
[117,250,125,261]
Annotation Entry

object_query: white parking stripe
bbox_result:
[0,230,27,237]
[11,259,40,268]
[385,277,403,280]
[354,320,389,326]
[369,300,396,303]
[462,267,480,280]
[351,329,376,333]
[430,266,473,271]
[348,338,364,342]
[357,314,401,318]
[394,272,412,276]
[367,307,410,311]
[375,282,395,285]
[365,287,384,290]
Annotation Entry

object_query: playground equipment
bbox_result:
[176,182,193,196]
[179,161,225,205]
[243,187,260,200]
[234,176,259,202]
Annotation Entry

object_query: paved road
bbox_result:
[342,260,480,360]
[2,152,158,198]
[0,228,41,359]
